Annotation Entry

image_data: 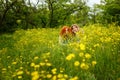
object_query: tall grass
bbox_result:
[0,24,120,80]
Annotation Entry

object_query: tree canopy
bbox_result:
[0,0,120,33]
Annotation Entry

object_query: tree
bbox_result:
[93,0,120,25]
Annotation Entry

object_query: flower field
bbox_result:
[0,24,120,80]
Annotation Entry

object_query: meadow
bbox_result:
[0,24,120,80]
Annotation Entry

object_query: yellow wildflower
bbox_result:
[17,70,24,75]
[80,63,89,70]
[34,56,39,60]
[34,65,40,68]
[31,71,39,76]
[12,61,17,65]
[30,63,35,67]
[31,71,39,80]
[2,68,7,71]
[70,76,79,80]
[66,53,75,61]
[79,52,84,57]
[80,43,85,50]
[46,63,52,66]
[92,61,97,66]
[46,74,52,78]
[85,53,91,59]
[51,68,57,74]
[74,61,80,67]
[39,62,45,66]
[64,74,68,79]
[52,75,57,80]
[18,76,22,79]
[57,73,63,78]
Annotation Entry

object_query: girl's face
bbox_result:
[72,25,79,33]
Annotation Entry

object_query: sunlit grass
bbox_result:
[0,24,120,80]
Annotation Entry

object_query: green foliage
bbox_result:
[91,0,120,25]
[0,0,89,33]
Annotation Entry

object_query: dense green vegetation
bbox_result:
[0,24,120,80]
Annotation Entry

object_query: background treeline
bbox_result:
[0,0,120,33]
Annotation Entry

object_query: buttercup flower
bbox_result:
[66,53,75,61]
[80,43,85,50]
[74,61,80,67]
[85,53,91,59]
[80,63,89,70]
[92,61,97,66]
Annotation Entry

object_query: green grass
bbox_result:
[0,24,120,80]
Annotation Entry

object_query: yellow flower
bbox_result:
[30,63,35,67]
[12,61,17,65]
[92,61,97,66]
[52,75,57,80]
[18,76,22,79]
[80,63,89,70]
[17,70,24,75]
[94,43,100,47]
[74,61,80,67]
[70,76,79,80]
[31,71,39,80]
[34,56,39,60]
[64,74,68,79]
[80,43,85,50]
[57,73,63,78]
[66,53,75,61]
[39,62,45,66]
[46,63,52,66]
[85,53,91,59]
[2,68,7,71]
[51,68,57,74]
[34,65,40,68]
[79,52,84,57]
[31,71,39,76]
[46,74,52,78]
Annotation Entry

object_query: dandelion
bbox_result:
[2,68,7,71]
[80,43,85,50]
[51,68,57,74]
[79,52,84,57]
[92,61,97,66]
[52,75,57,80]
[34,56,39,60]
[12,61,17,65]
[31,71,39,80]
[20,67,23,69]
[60,67,64,73]
[30,62,35,67]
[34,65,40,68]
[94,43,100,47]
[18,76,22,79]
[46,63,52,66]
[57,73,63,78]
[85,53,91,59]
[74,61,80,67]
[46,74,52,78]
[45,59,48,62]
[66,53,75,61]
[70,76,79,80]
[39,62,45,66]
[80,63,89,70]
[64,74,68,79]
[16,70,24,75]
